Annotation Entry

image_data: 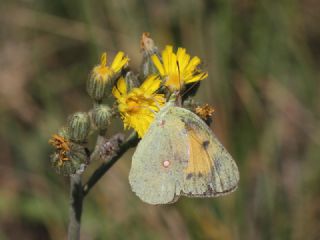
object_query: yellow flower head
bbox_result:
[92,51,129,83]
[112,75,165,137]
[151,45,208,92]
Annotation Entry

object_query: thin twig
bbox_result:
[82,132,139,196]
[89,133,106,163]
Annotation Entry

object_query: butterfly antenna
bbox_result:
[181,80,201,99]
[176,60,183,105]
[181,73,205,100]
[177,60,182,91]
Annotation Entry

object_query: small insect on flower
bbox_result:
[87,52,129,101]
[151,45,208,92]
[195,104,215,121]
[48,134,71,166]
[112,75,166,138]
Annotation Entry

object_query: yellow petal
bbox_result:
[151,55,165,76]
[112,87,121,100]
[112,77,127,100]
[162,45,173,74]
[186,56,201,72]
[117,77,127,94]
[169,51,178,76]
[184,72,208,84]
[100,52,107,66]
[140,75,161,95]
[153,94,165,104]
[111,51,129,72]
[111,51,124,67]
[177,47,190,72]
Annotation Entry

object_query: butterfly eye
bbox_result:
[163,160,170,168]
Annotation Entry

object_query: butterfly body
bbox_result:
[129,103,239,205]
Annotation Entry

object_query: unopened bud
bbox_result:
[57,126,70,139]
[87,74,108,102]
[125,71,140,92]
[87,52,128,102]
[140,32,159,79]
[92,104,112,130]
[50,143,88,176]
[68,112,90,143]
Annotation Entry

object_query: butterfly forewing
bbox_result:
[170,107,239,197]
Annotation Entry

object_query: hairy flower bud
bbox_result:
[50,142,88,176]
[87,52,129,102]
[68,112,90,143]
[140,32,159,79]
[92,104,112,130]
[57,126,70,139]
[87,73,108,102]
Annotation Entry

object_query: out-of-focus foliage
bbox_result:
[0,0,319,239]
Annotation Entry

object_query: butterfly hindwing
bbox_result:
[129,105,190,204]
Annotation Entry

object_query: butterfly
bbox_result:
[129,101,239,205]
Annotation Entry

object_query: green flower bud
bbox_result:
[68,112,90,143]
[87,74,108,102]
[50,142,88,176]
[87,52,128,102]
[92,104,112,130]
[57,126,70,139]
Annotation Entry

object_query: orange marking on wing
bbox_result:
[184,129,212,176]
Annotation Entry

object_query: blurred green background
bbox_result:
[1,0,320,239]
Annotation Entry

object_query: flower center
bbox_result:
[95,66,113,79]
[165,74,183,91]
[126,97,141,113]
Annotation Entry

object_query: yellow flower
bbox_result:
[88,52,129,101]
[151,45,208,91]
[113,75,165,137]
[92,52,129,82]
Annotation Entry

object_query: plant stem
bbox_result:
[82,132,139,196]
[89,134,106,163]
[67,132,139,239]
[68,174,83,240]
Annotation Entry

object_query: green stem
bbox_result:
[67,174,83,240]
[89,133,106,163]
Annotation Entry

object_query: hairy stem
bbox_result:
[67,132,139,239]
[68,174,83,240]
[82,132,139,196]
